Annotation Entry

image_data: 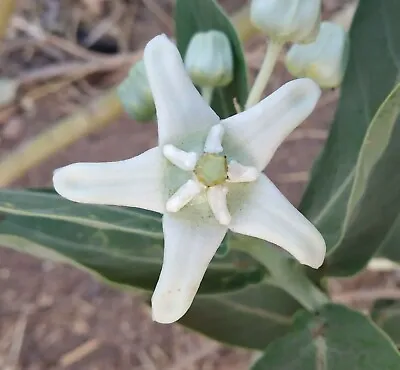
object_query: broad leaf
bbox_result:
[181,282,301,349]
[252,304,400,370]
[372,300,400,348]
[175,0,248,118]
[0,214,264,294]
[379,215,400,262]
[0,189,230,257]
[327,113,400,274]
[300,0,400,276]
[0,189,164,235]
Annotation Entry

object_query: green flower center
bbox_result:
[194,153,227,187]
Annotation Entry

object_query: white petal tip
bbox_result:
[298,236,326,269]
[144,34,170,52]
[52,165,80,202]
[290,78,322,101]
[151,292,191,324]
[218,215,231,226]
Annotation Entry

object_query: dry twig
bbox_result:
[59,338,101,367]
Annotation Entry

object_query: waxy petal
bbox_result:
[228,174,326,268]
[152,212,227,323]
[222,78,321,170]
[53,147,165,213]
[144,35,219,147]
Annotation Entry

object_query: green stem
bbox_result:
[233,237,329,311]
[245,40,283,109]
[201,86,214,105]
[0,90,123,186]
[0,0,16,43]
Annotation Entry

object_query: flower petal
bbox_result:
[144,35,220,147]
[152,212,227,323]
[53,147,165,213]
[222,78,321,170]
[228,174,326,268]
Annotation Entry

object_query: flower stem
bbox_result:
[0,0,16,42]
[201,86,214,105]
[0,90,123,186]
[245,40,283,109]
[232,236,329,311]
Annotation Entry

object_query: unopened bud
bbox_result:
[250,0,321,44]
[184,31,233,88]
[285,22,349,88]
[117,60,155,122]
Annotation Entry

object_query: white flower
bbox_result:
[285,22,350,88]
[184,30,234,88]
[250,0,321,44]
[53,34,326,324]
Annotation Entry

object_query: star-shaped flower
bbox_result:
[53,34,326,324]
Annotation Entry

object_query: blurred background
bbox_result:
[1,0,390,369]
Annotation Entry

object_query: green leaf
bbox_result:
[0,189,164,235]
[0,189,228,257]
[180,282,301,349]
[0,214,264,294]
[175,0,248,118]
[372,300,400,348]
[379,215,400,262]
[323,85,400,275]
[300,0,400,276]
[234,235,329,311]
[252,304,400,370]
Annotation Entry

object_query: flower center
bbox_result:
[194,153,227,187]
[162,124,259,223]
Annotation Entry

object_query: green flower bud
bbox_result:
[250,0,321,44]
[184,30,234,88]
[117,60,156,122]
[285,22,350,88]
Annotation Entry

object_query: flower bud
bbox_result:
[250,0,321,44]
[184,30,233,88]
[285,22,349,88]
[117,60,155,121]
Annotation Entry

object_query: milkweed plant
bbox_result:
[3,0,400,368]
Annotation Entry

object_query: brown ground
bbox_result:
[0,1,391,369]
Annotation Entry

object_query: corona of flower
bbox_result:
[53,35,326,324]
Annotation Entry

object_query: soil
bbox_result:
[0,1,379,369]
